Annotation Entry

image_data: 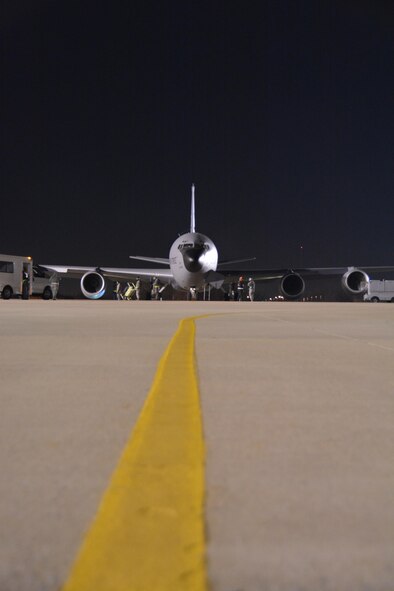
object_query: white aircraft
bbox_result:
[41,185,392,300]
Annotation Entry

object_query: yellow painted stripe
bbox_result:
[62,317,207,591]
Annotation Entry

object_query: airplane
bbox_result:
[41,185,393,300]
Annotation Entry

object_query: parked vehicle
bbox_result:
[33,265,59,299]
[364,279,394,303]
[0,254,58,299]
[0,254,33,299]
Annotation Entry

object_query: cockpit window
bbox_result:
[178,242,210,251]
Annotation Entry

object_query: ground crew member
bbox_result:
[248,277,256,301]
[237,276,244,301]
[123,282,135,300]
[152,277,160,300]
[147,277,153,300]
[113,281,121,300]
[22,270,30,300]
[50,275,60,300]
[135,277,141,300]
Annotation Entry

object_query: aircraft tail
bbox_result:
[190,184,196,233]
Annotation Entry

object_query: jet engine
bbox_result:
[81,271,106,299]
[280,272,305,300]
[341,268,369,297]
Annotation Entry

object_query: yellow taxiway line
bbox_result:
[62,316,207,591]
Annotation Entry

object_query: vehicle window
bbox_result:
[33,266,47,278]
[0,261,14,273]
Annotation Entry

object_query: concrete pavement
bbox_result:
[197,304,394,591]
[0,301,393,590]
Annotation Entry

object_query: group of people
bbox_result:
[228,276,256,301]
[113,275,256,301]
[113,277,161,301]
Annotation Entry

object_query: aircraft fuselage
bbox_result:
[169,232,218,290]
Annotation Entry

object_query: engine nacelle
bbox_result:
[341,268,369,296]
[81,272,106,299]
[280,272,305,300]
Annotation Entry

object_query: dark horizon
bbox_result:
[1,1,393,270]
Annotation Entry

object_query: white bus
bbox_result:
[0,254,58,299]
[364,279,394,303]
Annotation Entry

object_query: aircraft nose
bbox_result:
[182,246,205,272]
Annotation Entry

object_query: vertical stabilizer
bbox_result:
[190,184,196,233]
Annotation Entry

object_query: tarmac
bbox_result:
[0,300,393,591]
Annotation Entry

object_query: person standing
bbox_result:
[152,277,160,300]
[135,277,141,301]
[237,276,245,302]
[248,277,256,302]
[147,277,154,300]
[22,269,30,300]
[113,281,121,300]
[50,275,60,300]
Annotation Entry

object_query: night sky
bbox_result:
[1,1,393,270]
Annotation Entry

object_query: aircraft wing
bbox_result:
[39,263,174,300]
[129,256,170,265]
[216,264,394,300]
[217,268,288,282]
[217,257,256,267]
[100,267,173,281]
[219,265,394,281]
[41,264,173,282]
[300,266,394,275]
[39,265,95,278]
